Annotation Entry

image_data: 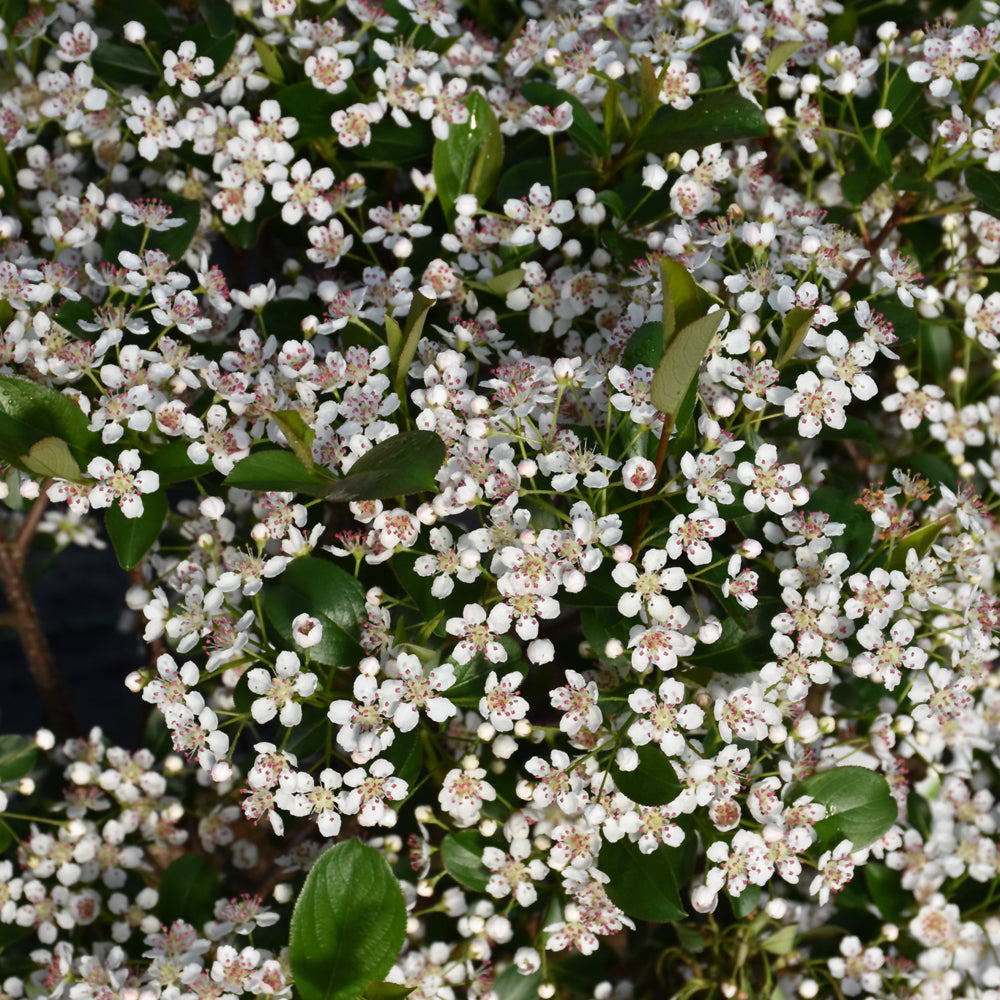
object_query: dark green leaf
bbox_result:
[289,840,406,1000]
[200,0,236,36]
[95,0,174,42]
[729,883,760,918]
[600,835,693,922]
[864,862,907,922]
[92,41,161,87]
[842,160,889,206]
[102,191,201,266]
[156,854,218,926]
[966,169,1000,217]
[440,831,491,892]
[805,486,875,572]
[148,440,203,487]
[0,375,101,471]
[224,450,333,496]
[0,734,36,783]
[520,82,609,158]
[392,292,435,409]
[325,431,446,501]
[797,766,898,851]
[260,557,365,668]
[360,120,433,166]
[385,727,423,787]
[621,321,664,369]
[272,82,343,140]
[364,984,414,1000]
[595,188,625,222]
[611,746,682,807]
[467,96,504,209]
[637,94,768,155]
[105,488,168,570]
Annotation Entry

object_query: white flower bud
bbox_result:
[123,20,146,42]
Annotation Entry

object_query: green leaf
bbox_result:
[364,983,414,1000]
[272,82,344,140]
[105,488,169,570]
[863,862,907,922]
[156,854,218,927]
[520,82,609,158]
[92,41,161,87]
[621,321,664,369]
[392,291,434,408]
[765,41,805,79]
[19,438,82,482]
[965,170,1000,217]
[650,311,724,423]
[484,268,526,297]
[599,835,693,923]
[260,557,365,668]
[637,94,769,155]
[0,375,101,472]
[775,307,815,370]
[434,93,496,221]
[325,431,446,501]
[148,440,204,487]
[806,486,875,572]
[440,831,491,892]
[796,766,898,851]
[200,0,236,36]
[761,925,798,956]
[886,516,949,572]
[610,745,682,806]
[729,883,760,918]
[661,259,704,347]
[492,966,542,1000]
[0,734,37,783]
[467,94,505,209]
[842,160,889,206]
[289,839,406,1000]
[272,410,316,471]
[362,120,434,166]
[224,450,333,496]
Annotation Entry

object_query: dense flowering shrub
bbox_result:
[6,0,1000,997]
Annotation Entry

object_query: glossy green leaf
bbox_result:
[289,840,406,1000]
[650,311,725,423]
[637,94,768,155]
[434,93,498,221]
[156,854,218,927]
[0,734,37,783]
[148,440,204,487]
[200,0,236,36]
[600,835,693,923]
[775,307,815,370]
[260,557,365,667]
[105,488,169,570]
[962,169,999,217]
[797,766,898,851]
[440,831,491,892]
[362,120,434,166]
[324,431,446,501]
[864,862,906,922]
[467,94,505,209]
[520,82,609,158]
[0,375,101,471]
[20,438,82,482]
[224,449,333,496]
[610,745,682,807]
[621,321,665,369]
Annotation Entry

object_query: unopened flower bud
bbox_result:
[123,20,146,42]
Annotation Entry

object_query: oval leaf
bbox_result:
[105,488,168,570]
[325,431,446,501]
[440,831,491,892]
[224,449,334,497]
[156,854,219,927]
[290,839,407,1000]
[610,745,682,807]
[0,734,37,783]
[260,557,365,667]
[796,765,897,851]
[650,311,725,423]
[20,438,83,482]
[599,835,693,923]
